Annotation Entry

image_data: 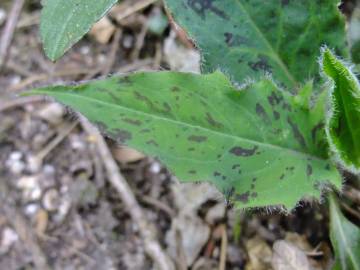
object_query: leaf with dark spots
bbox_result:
[236,191,250,204]
[164,0,348,89]
[307,164,313,176]
[187,0,229,20]
[27,71,341,209]
[273,110,280,120]
[249,56,271,72]
[287,116,306,148]
[268,91,283,106]
[232,164,240,170]
[256,103,270,123]
[224,32,248,47]
[188,135,208,143]
[171,86,181,92]
[311,122,325,143]
[206,112,223,128]
[134,91,155,109]
[230,146,259,157]
[122,118,142,126]
[111,129,132,142]
[163,102,172,113]
[188,170,197,174]
[146,140,159,147]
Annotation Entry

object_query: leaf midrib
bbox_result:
[330,58,360,159]
[234,0,297,87]
[35,89,328,162]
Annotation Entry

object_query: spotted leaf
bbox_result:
[41,0,117,61]
[164,0,348,90]
[27,71,341,209]
[322,48,360,172]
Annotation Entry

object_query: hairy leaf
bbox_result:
[27,71,341,209]
[164,0,348,90]
[41,0,117,61]
[330,195,360,270]
[322,49,360,172]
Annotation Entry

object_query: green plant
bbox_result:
[28,0,360,266]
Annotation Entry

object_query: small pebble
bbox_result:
[24,203,39,216]
[149,162,161,174]
[0,227,18,254]
[42,188,60,211]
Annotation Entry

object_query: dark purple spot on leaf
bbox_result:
[256,103,270,123]
[206,112,223,128]
[188,135,208,143]
[306,164,313,176]
[224,32,247,47]
[273,111,280,120]
[163,102,171,113]
[249,56,271,72]
[214,171,221,177]
[188,0,229,20]
[287,117,306,148]
[268,91,283,106]
[229,146,259,157]
[236,191,250,203]
[146,140,159,147]
[311,122,325,143]
[112,129,132,142]
[123,118,142,126]
[171,86,180,92]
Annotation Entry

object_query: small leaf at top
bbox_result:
[26,71,341,209]
[40,0,117,61]
[164,0,348,90]
[329,195,360,270]
[322,48,360,172]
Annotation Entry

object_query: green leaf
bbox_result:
[164,0,348,90]
[40,0,117,61]
[26,71,341,209]
[322,48,360,172]
[329,195,360,270]
[349,7,360,64]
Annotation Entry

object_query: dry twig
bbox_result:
[219,224,228,270]
[79,115,175,270]
[0,0,25,69]
[0,96,45,112]
[102,29,122,76]
[109,0,159,22]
